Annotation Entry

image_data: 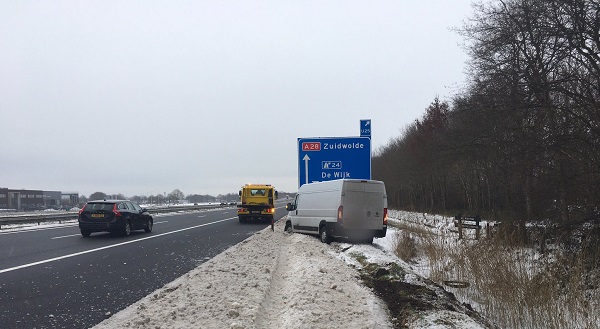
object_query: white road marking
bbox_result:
[52,234,81,239]
[50,221,169,239]
[0,217,236,274]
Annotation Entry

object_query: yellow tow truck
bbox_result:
[237,184,278,223]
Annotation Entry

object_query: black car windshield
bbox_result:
[84,203,114,211]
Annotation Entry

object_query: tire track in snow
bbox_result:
[256,231,392,329]
[254,233,291,328]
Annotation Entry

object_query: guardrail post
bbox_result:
[475,215,481,240]
[456,214,463,239]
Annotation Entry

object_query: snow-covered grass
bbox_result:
[0,209,79,219]
[389,210,600,329]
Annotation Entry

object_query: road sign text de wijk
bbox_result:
[298,137,371,187]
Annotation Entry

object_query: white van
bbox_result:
[285,179,388,244]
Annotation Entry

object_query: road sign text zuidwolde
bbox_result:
[323,142,366,150]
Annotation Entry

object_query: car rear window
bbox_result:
[84,203,114,211]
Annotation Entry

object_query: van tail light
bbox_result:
[238,207,247,213]
[337,206,343,222]
[266,208,275,214]
[383,208,388,225]
[112,204,122,217]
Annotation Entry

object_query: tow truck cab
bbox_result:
[237,184,278,223]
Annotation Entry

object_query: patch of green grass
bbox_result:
[388,262,406,279]
[349,251,368,266]
[358,261,444,329]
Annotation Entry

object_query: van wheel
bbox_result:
[238,217,245,223]
[319,225,331,244]
[284,221,293,233]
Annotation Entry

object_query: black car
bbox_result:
[78,200,153,237]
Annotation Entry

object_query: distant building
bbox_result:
[0,188,7,210]
[45,191,62,207]
[0,188,75,211]
[61,192,79,206]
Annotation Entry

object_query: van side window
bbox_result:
[294,194,300,207]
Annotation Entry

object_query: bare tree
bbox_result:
[168,189,185,203]
[88,192,107,201]
[374,0,600,223]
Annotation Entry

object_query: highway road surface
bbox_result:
[0,204,287,329]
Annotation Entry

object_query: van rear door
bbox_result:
[342,181,385,230]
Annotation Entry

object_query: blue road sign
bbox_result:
[360,119,371,137]
[298,137,371,187]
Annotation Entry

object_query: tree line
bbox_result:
[373,0,600,222]
[81,189,239,205]
[80,190,296,206]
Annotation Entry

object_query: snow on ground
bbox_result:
[93,218,490,329]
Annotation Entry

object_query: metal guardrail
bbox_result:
[0,204,232,229]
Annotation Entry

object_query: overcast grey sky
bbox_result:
[1,0,473,197]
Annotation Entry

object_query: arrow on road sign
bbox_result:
[303,154,310,185]
[360,119,372,137]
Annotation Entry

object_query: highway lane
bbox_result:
[0,205,287,329]
[0,207,238,271]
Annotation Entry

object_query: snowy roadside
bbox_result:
[93,217,492,329]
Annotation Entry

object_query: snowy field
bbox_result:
[92,216,491,329]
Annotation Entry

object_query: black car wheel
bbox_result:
[144,218,153,233]
[123,221,131,236]
[81,229,92,237]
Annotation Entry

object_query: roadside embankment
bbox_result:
[93,219,392,329]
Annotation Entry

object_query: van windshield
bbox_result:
[250,189,266,196]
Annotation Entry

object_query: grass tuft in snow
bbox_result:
[394,229,418,263]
